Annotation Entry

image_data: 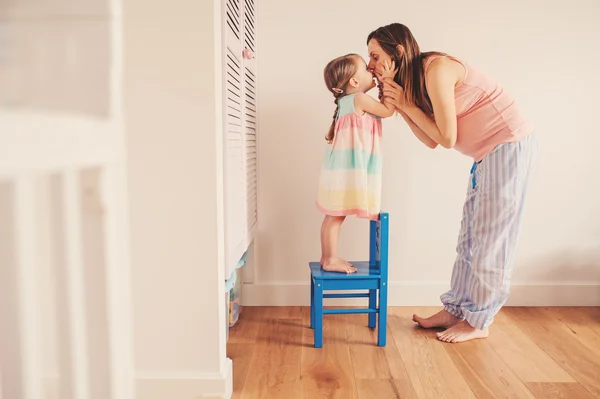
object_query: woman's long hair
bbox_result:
[367,23,445,116]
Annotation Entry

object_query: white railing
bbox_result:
[0,117,135,399]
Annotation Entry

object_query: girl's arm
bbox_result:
[382,58,459,148]
[355,92,395,118]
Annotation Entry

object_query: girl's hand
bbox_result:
[374,60,397,97]
[378,60,397,80]
[382,77,407,111]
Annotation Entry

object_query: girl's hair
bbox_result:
[367,23,445,116]
[323,53,360,143]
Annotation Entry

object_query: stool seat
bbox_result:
[309,261,381,279]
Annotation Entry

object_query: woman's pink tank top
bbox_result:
[424,55,534,161]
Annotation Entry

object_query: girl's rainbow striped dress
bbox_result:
[317,93,383,220]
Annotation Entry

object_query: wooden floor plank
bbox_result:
[239,307,303,399]
[444,339,536,398]
[526,382,596,399]
[227,343,254,399]
[356,379,409,399]
[343,309,418,398]
[486,310,575,383]
[300,309,358,399]
[227,307,600,399]
[388,307,476,399]
[227,306,263,344]
[586,306,600,331]
[504,307,600,398]
[345,312,404,379]
[544,307,600,355]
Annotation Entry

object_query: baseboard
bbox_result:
[136,358,233,399]
[242,281,600,306]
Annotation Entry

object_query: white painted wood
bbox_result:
[0,182,21,399]
[14,177,43,399]
[243,0,257,236]
[223,0,247,278]
[78,169,110,399]
[244,67,257,233]
[222,0,259,278]
[1,0,134,397]
[105,0,135,397]
[100,164,135,399]
[0,112,119,179]
[62,171,91,399]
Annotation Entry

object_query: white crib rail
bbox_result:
[0,0,134,395]
[0,124,134,399]
[58,170,90,399]
[13,177,43,399]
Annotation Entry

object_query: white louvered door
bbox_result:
[223,0,258,278]
[224,0,245,278]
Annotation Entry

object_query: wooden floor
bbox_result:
[226,306,600,399]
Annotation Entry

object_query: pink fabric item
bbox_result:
[424,55,534,161]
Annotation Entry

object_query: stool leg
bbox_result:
[310,277,315,329]
[368,289,377,328]
[314,281,323,348]
[378,282,388,346]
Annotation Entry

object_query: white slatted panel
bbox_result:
[223,0,258,276]
[243,0,255,54]
[244,68,257,231]
[243,0,257,234]
[225,0,241,42]
[224,0,248,277]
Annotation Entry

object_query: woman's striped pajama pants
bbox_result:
[441,133,539,329]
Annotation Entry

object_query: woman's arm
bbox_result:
[395,107,438,149]
[382,58,459,148]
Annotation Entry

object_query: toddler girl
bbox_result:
[317,54,396,273]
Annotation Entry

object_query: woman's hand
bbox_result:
[381,77,407,111]
[377,79,384,101]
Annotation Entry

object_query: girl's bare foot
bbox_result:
[320,257,352,267]
[412,309,462,329]
[436,320,489,343]
[322,258,357,274]
[336,257,352,267]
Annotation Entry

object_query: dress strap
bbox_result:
[337,93,357,117]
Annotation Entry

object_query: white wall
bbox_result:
[244,0,600,305]
[124,0,231,398]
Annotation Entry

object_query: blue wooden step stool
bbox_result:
[309,212,389,348]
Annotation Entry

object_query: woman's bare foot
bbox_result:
[322,258,357,274]
[436,320,489,343]
[412,309,462,329]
